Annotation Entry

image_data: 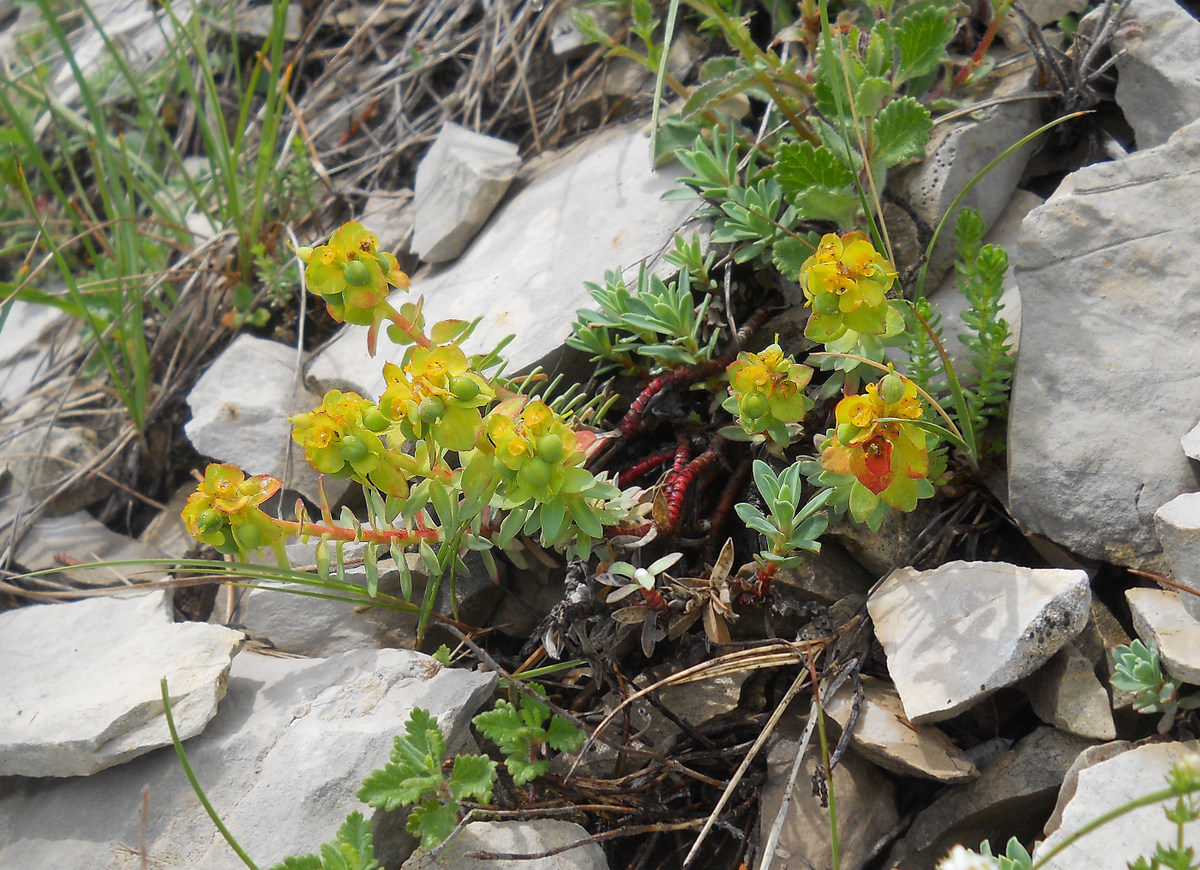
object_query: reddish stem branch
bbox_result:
[617,448,677,489]
[952,15,1000,89]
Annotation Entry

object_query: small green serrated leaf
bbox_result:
[775,141,854,201]
[773,235,813,282]
[268,855,324,870]
[448,753,497,802]
[506,754,550,786]
[547,715,586,753]
[871,97,931,170]
[895,6,956,85]
[408,797,460,853]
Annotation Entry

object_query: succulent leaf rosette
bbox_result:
[181,464,286,556]
[819,372,931,516]
[722,342,813,448]
[289,390,411,497]
[378,345,494,453]
[295,222,410,354]
[799,231,897,342]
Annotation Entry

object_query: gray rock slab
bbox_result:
[824,676,979,782]
[1114,0,1200,150]
[1022,642,1116,740]
[1008,118,1200,572]
[0,591,243,777]
[0,423,110,516]
[307,124,701,400]
[869,561,1091,724]
[887,49,1041,289]
[14,510,169,586]
[1155,492,1200,620]
[402,820,609,869]
[1184,420,1200,462]
[1040,741,1200,869]
[184,333,326,500]
[761,739,899,870]
[0,647,496,869]
[1126,587,1200,684]
[888,726,1097,869]
[412,123,521,263]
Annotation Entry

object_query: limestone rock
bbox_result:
[0,591,243,777]
[889,727,1097,869]
[1155,492,1200,621]
[402,820,609,869]
[1126,587,1200,684]
[0,424,110,516]
[1009,118,1200,572]
[13,511,168,586]
[869,561,1091,723]
[1022,642,1116,740]
[0,298,65,405]
[412,123,521,263]
[761,737,899,870]
[887,50,1042,289]
[1184,420,1200,462]
[184,333,325,499]
[307,125,701,400]
[1040,741,1200,869]
[0,648,496,869]
[824,676,979,782]
[1114,0,1200,150]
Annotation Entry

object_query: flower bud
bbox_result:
[879,372,906,405]
[233,523,261,551]
[197,508,223,532]
[363,408,390,432]
[417,396,445,424]
[342,259,372,286]
[836,422,861,446]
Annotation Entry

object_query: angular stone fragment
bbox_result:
[0,591,243,777]
[1009,119,1200,571]
[14,511,168,586]
[888,727,1097,869]
[824,676,979,782]
[1184,420,1200,462]
[1114,0,1200,149]
[1126,587,1200,684]
[1022,642,1116,740]
[307,125,701,400]
[402,820,609,869]
[184,333,325,499]
[1155,492,1200,621]
[869,561,1091,723]
[412,123,521,263]
[1040,741,1200,870]
[0,648,496,869]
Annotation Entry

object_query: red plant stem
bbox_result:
[617,305,775,437]
[617,448,677,489]
[952,15,1000,89]
[672,433,691,476]
[704,453,753,563]
[660,446,718,534]
[738,559,779,603]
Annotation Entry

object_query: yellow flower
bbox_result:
[723,343,813,448]
[799,231,897,342]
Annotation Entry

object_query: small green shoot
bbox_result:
[1112,640,1200,734]
[473,685,587,786]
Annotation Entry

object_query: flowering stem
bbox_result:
[288,517,440,547]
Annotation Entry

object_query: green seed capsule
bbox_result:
[418,396,445,424]
[339,434,369,463]
[522,457,553,488]
[879,372,906,405]
[536,433,564,464]
[449,375,480,402]
[197,508,223,532]
[234,523,261,550]
[363,408,390,432]
[836,422,861,446]
[741,391,769,420]
[812,292,841,316]
[342,259,372,286]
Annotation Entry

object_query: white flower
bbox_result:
[937,845,1001,870]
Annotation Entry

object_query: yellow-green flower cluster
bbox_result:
[295,222,409,353]
[487,399,594,506]
[289,390,411,496]
[799,231,897,342]
[181,464,286,556]
[378,345,494,452]
[723,342,813,447]
[819,372,929,512]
